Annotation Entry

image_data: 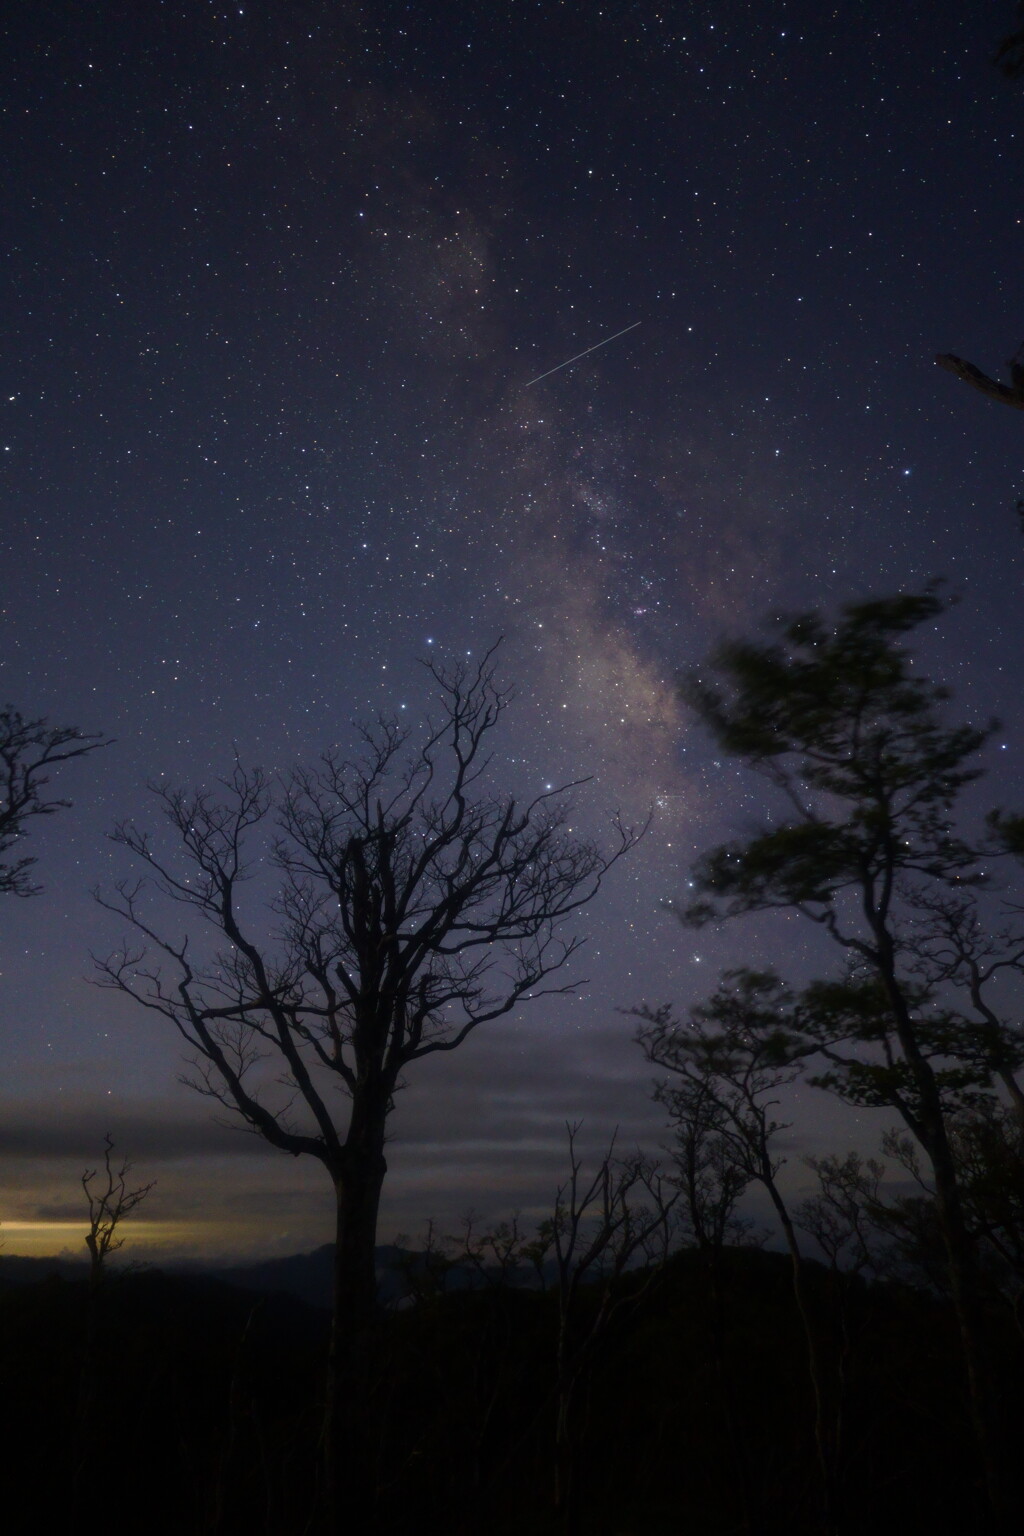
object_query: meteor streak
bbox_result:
[524,320,641,387]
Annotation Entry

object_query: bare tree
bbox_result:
[795,1151,891,1521]
[644,1039,758,1533]
[452,1209,545,1289]
[666,1073,753,1257]
[430,1209,551,1497]
[547,1124,678,1535]
[95,648,639,1528]
[75,1136,154,1499]
[635,971,841,1536]
[907,890,1024,1131]
[82,1133,156,1284]
[0,705,110,897]
[796,1152,886,1282]
[436,1129,676,1536]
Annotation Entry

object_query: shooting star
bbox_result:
[524,321,641,387]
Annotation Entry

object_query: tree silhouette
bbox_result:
[75,1136,155,1501]
[676,587,1015,1531]
[635,972,839,1535]
[82,1134,156,1285]
[546,1125,677,1535]
[96,647,639,1528]
[638,1015,759,1529]
[0,705,110,897]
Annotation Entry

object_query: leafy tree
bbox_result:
[677,587,1016,1529]
[0,705,110,896]
[96,649,638,1529]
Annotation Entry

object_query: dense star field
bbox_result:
[2,1,1023,1260]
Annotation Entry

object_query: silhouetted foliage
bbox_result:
[676,587,1022,1530]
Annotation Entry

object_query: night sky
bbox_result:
[3,0,1024,1262]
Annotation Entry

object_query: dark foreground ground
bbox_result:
[1,1246,1019,1535]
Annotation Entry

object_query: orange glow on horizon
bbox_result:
[0,1219,299,1260]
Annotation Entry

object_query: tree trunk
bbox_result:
[323,1143,388,1535]
[925,1127,1008,1533]
[706,1244,758,1535]
[875,943,1009,1533]
[553,1371,583,1536]
[764,1180,838,1536]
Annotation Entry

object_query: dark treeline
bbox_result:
[3,1237,1021,1536]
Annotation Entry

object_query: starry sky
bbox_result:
[3,0,1024,1262]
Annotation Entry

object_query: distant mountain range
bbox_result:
[0,1243,537,1309]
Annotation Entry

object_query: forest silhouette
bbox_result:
[3,588,1024,1536]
